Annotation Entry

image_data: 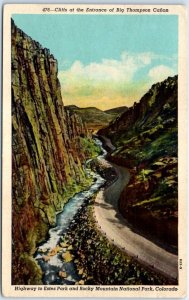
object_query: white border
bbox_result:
[1,3,188,299]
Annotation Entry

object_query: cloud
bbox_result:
[60,51,156,84]
[148,65,176,83]
[58,51,177,110]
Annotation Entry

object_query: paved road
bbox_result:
[93,147,178,281]
[99,135,116,151]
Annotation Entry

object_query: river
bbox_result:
[34,138,106,285]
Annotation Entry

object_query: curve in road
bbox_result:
[93,144,178,281]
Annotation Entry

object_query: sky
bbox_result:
[12,14,178,110]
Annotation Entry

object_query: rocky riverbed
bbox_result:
[62,195,170,285]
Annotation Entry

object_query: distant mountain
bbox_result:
[99,76,178,250]
[65,105,125,132]
[104,106,128,115]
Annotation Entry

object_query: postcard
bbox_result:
[2,4,187,298]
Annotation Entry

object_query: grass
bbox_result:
[79,137,101,158]
[133,197,161,207]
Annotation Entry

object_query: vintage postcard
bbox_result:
[2,4,187,298]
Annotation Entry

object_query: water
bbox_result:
[34,138,106,284]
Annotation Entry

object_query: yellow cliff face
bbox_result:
[11,20,97,284]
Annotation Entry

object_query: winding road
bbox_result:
[93,137,178,281]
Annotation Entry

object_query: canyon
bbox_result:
[11,19,178,285]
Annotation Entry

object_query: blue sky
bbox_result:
[12,14,178,109]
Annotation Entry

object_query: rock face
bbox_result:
[11,20,95,284]
[99,76,177,139]
[99,76,178,251]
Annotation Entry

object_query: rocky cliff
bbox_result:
[11,20,98,284]
[99,76,177,140]
[99,76,178,251]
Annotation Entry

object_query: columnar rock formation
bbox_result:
[12,20,92,284]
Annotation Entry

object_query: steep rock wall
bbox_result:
[98,76,178,251]
[12,20,92,284]
[99,76,177,139]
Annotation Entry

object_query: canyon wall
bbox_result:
[99,76,178,251]
[11,20,95,284]
[99,76,177,140]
